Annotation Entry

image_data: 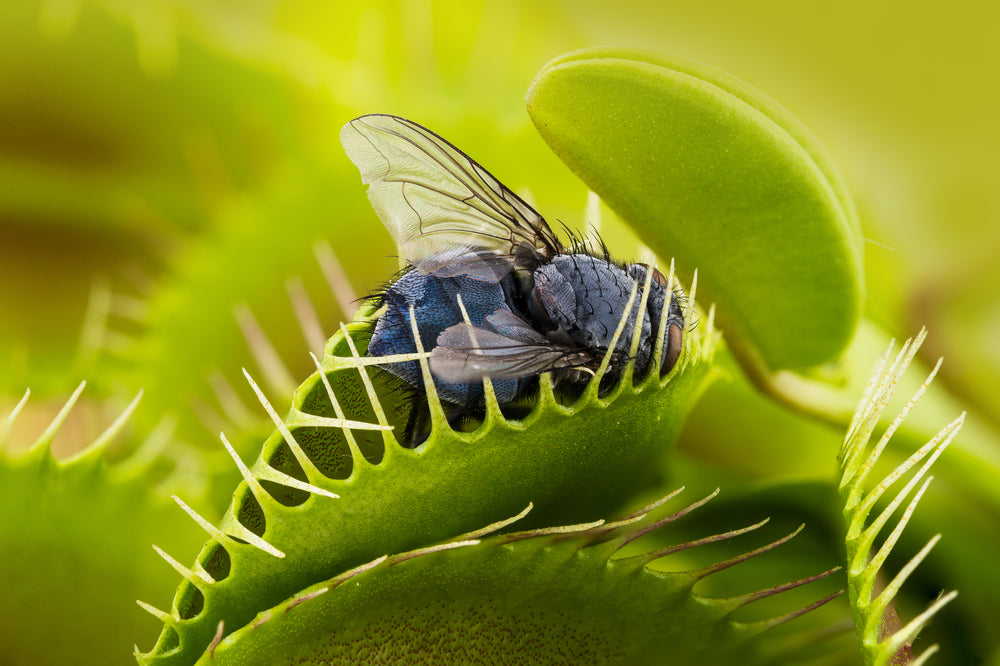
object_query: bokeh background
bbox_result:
[3,0,999,442]
[1,1,998,664]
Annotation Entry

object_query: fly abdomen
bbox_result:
[369,270,524,407]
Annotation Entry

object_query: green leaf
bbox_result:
[526,48,864,372]
[197,492,840,665]
[0,387,206,666]
[137,276,719,665]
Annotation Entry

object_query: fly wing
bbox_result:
[429,313,592,381]
[340,114,562,280]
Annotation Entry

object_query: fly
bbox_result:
[340,114,684,445]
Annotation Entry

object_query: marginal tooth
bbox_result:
[617,487,686,522]
[172,495,232,546]
[288,410,392,432]
[4,388,30,434]
[326,554,389,590]
[862,477,934,580]
[616,488,721,550]
[88,389,143,452]
[884,590,957,657]
[315,241,359,318]
[136,600,176,625]
[536,372,559,409]
[679,268,698,373]
[390,539,482,565]
[339,325,393,432]
[172,493,285,559]
[651,259,675,377]
[255,466,339,500]
[406,306,448,431]
[692,524,805,581]
[733,566,841,608]
[207,620,226,658]
[287,277,327,357]
[590,278,639,395]
[842,334,944,503]
[153,544,214,585]
[630,518,771,566]
[864,535,943,638]
[207,370,254,426]
[234,304,295,395]
[308,352,363,462]
[858,414,962,532]
[844,341,895,443]
[242,368,324,483]
[457,503,534,541]
[220,433,268,505]
[841,339,899,477]
[758,590,845,631]
[856,357,943,494]
[228,523,285,559]
[32,381,86,453]
[330,351,433,368]
[684,268,699,321]
[455,293,501,424]
[625,261,656,384]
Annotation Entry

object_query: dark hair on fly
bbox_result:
[588,224,613,264]
[557,221,614,265]
[362,261,414,310]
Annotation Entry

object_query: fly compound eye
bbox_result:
[649,266,668,288]
[663,323,683,375]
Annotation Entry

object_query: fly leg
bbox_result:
[401,398,469,448]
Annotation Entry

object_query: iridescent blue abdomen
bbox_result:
[368,271,526,406]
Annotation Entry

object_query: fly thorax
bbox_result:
[533,254,650,356]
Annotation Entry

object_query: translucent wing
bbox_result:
[429,311,593,381]
[340,114,562,280]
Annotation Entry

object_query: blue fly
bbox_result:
[341,114,684,445]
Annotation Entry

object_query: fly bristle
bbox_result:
[590,226,612,263]
[364,266,412,309]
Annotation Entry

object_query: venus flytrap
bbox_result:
[137,263,723,665]
[132,50,977,664]
[195,489,842,665]
[838,332,962,665]
[0,23,977,661]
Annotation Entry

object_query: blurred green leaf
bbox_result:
[0,0,325,394]
[0,389,205,666]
